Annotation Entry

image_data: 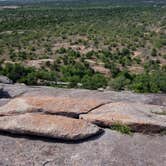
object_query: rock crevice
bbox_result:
[80,102,166,134]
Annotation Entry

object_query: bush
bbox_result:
[19,72,38,85]
[151,48,157,57]
[61,63,92,82]
[109,75,131,91]
[121,48,130,56]
[131,71,166,93]
[105,62,120,78]
[68,76,80,88]
[2,63,35,83]
[81,74,107,90]
[109,71,132,90]
[1,63,57,85]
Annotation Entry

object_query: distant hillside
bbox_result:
[1,0,166,6]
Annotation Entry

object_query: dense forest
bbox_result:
[0,0,165,92]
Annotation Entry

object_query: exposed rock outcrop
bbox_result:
[0,113,102,141]
[0,83,166,105]
[0,130,166,166]
[0,96,107,117]
[0,83,166,165]
[80,102,166,133]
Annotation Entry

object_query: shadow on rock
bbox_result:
[0,129,105,144]
[0,90,11,98]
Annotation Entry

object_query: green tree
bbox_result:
[151,48,157,57]
[81,74,107,90]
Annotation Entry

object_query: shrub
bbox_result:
[131,71,166,93]
[81,74,107,90]
[2,63,35,83]
[105,62,120,78]
[121,48,130,56]
[110,123,132,135]
[151,48,157,57]
[1,63,57,85]
[109,71,132,90]
[109,75,130,91]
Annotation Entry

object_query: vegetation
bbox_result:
[151,110,166,116]
[110,123,132,135]
[0,63,57,85]
[0,1,165,92]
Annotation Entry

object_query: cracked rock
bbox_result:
[0,113,102,141]
[0,96,106,117]
[80,102,166,133]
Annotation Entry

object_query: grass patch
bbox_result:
[110,123,132,135]
[151,110,166,116]
[160,130,166,136]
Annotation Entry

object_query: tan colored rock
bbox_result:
[0,96,106,117]
[0,113,102,141]
[80,102,166,132]
[0,98,38,116]
[26,96,106,116]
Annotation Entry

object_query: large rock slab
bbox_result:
[0,129,166,166]
[80,102,166,132]
[0,96,106,117]
[0,98,37,116]
[0,113,102,141]
[0,83,166,106]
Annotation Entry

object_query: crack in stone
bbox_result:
[78,101,112,117]
[38,101,113,119]
[84,120,166,135]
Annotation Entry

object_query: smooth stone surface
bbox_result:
[0,113,102,141]
[0,83,165,106]
[0,96,106,117]
[24,86,166,106]
[80,102,166,132]
[0,129,165,166]
[0,98,39,116]
[0,98,10,107]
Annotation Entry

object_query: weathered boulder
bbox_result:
[0,113,102,141]
[0,76,13,84]
[80,102,166,132]
[0,96,106,117]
